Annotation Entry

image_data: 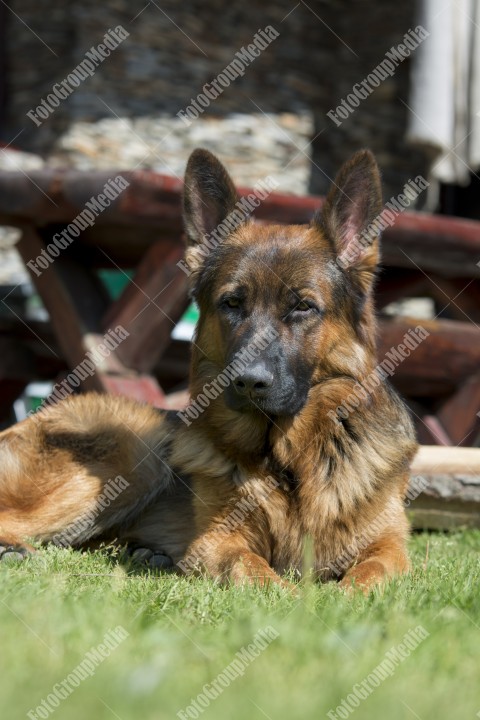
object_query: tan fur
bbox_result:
[0,149,417,593]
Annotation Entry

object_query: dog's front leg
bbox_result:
[181,532,291,589]
[339,532,410,593]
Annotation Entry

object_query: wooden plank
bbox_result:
[17,227,103,390]
[436,377,480,446]
[411,446,480,474]
[0,338,33,421]
[102,240,190,373]
[0,170,183,227]
[415,416,452,446]
[375,270,427,309]
[408,446,480,529]
[155,339,190,385]
[15,227,171,407]
[17,228,112,391]
[162,388,189,410]
[100,375,166,407]
[0,337,33,379]
[380,212,480,278]
[377,316,480,389]
[426,278,480,322]
[73,226,181,267]
[1,170,480,276]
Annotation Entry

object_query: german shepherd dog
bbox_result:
[0,149,417,591]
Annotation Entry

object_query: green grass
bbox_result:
[1,532,480,720]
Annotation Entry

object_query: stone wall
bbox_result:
[3,0,432,201]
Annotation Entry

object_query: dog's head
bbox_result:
[182,149,382,420]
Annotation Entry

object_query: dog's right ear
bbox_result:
[183,149,239,245]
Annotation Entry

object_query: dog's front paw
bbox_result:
[0,544,32,564]
[339,560,388,594]
[127,546,174,571]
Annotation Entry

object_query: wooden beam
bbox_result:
[0,338,33,421]
[415,415,452,446]
[16,226,166,404]
[17,227,117,391]
[412,446,480,474]
[377,316,480,389]
[436,373,480,446]
[1,170,480,276]
[100,375,166,407]
[408,446,480,529]
[103,240,190,373]
[426,278,480,322]
[375,270,427,309]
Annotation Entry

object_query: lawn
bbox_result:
[1,531,479,720]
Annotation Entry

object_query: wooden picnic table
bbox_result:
[0,168,479,447]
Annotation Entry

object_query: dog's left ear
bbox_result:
[316,150,382,293]
[183,148,239,246]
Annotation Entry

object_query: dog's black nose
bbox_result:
[233,363,274,397]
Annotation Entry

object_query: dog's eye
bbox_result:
[287,299,320,320]
[294,300,318,313]
[295,301,311,312]
[222,297,241,309]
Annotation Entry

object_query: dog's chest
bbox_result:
[258,467,373,580]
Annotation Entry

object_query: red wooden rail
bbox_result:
[0,169,479,445]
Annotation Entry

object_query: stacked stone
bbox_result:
[4,0,432,204]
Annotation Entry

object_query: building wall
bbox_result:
[4,0,431,201]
